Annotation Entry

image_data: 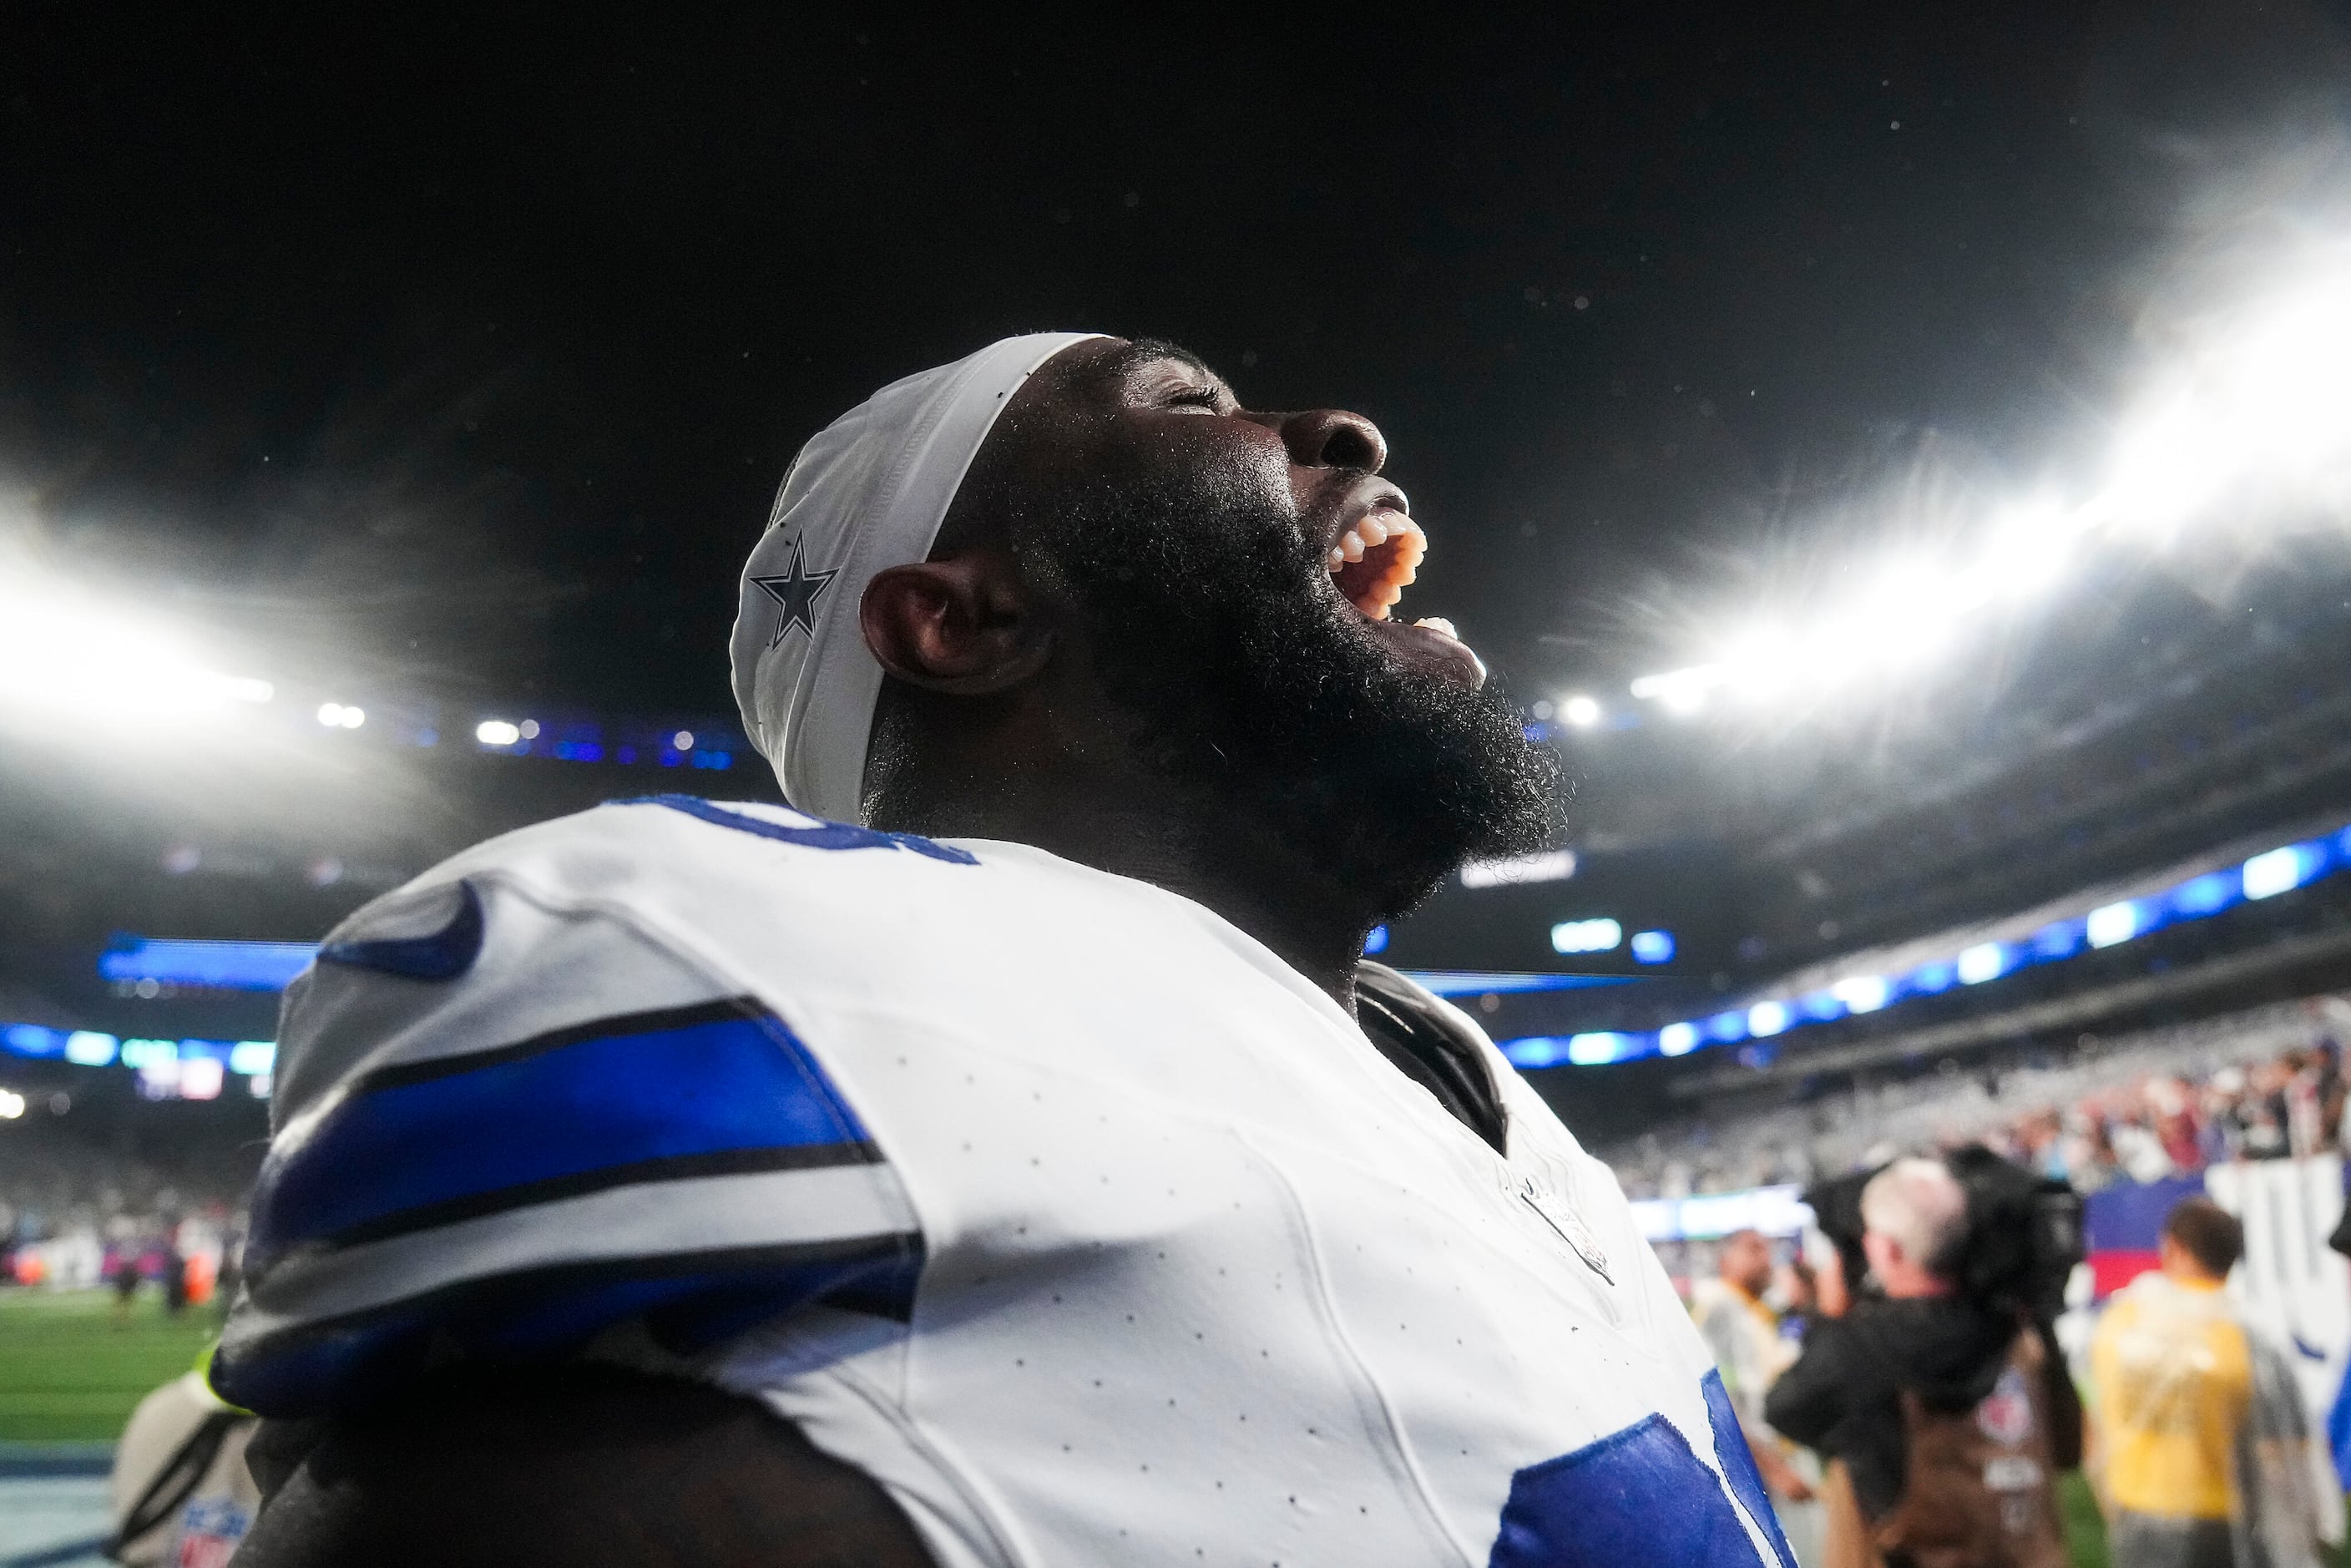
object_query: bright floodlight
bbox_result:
[476,720,523,746]
[1659,1022,1700,1057]
[673,730,695,750]
[1561,695,1603,728]
[316,702,366,729]
[0,1089,21,1120]
[1626,247,2351,721]
[0,573,273,733]
[1747,1000,1790,1037]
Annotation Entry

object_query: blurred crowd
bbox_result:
[0,1120,248,1308]
[1985,1045,2340,1191]
[1603,994,2351,1201]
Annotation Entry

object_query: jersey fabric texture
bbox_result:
[214,797,1794,1568]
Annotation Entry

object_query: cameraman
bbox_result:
[1765,1157,2080,1568]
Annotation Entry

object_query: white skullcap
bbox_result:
[730,331,1105,821]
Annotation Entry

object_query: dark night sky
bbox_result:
[6,3,2348,718]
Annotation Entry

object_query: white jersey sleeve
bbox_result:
[211,801,937,1416]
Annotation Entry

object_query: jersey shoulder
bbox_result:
[432,793,988,913]
[211,798,954,1420]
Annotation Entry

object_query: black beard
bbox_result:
[1024,470,1561,920]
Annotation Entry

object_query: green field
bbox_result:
[0,1287,220,1443]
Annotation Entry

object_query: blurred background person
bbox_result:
[1768,1156,2079,1568]
[2090,1197,2340,1568]
[1693,1227,1824,1564]
[108,1362,260,1566]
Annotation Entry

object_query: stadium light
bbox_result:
[1625,249,2351,720]
[316,702,365,729]
[2086,901,2140,948]
[1831,974,1890,1013]
[1560,696,1603,728]
[2243,845,2315,900]
[0,573,273,733]
[0,1089,22,1120]
[179,1055,225,1101]
[1491,822,2351,1070]
[475,719,523,746]
[1460,849,1578,889]
[1567,1032,1631,1065]
[1956,942,2007,984]
[1551,917,1623,954]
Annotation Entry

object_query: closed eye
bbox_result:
[1166,386,1228,412]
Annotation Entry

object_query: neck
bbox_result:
[873,754,1378,1016]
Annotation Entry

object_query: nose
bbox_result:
[1273,408,1387,475]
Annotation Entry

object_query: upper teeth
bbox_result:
[1326,511,1428,620]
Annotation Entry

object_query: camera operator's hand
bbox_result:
[1756,1448,1815,1503]
[1815,1250,1851,1319]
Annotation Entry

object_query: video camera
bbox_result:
[1802,1145,2082,1321]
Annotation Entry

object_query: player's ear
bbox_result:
[861,550,1054,695]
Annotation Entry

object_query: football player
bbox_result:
[223,333,1796,1567]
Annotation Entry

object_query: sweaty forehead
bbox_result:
[1031,335,1229,412]
[933,337,1233,554]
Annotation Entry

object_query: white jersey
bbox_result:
[215,796,1794,1568]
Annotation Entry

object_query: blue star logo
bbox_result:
[750,539,841,647]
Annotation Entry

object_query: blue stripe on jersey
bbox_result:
[625,794,980,865]
[1702,1368,1798,1568]
[1489,1396,1772,1568]
[212,1237,920,1418]
[245,999,874,1275]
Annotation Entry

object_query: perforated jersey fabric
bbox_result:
[217,797,1795,1568]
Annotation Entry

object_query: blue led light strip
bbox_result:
[0,1024,275,1076]
[1399,971,1640,998]
[1499,826,2351,1070]
[100,938,318,991]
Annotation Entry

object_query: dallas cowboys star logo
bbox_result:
[750,539,841,647]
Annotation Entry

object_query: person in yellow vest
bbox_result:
[2089,1196,2341,1568]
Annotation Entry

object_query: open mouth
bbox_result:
[1326,506,1458,642]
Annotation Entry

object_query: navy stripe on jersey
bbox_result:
[317,878,485,981]
[246,999,875,1276]
[1702,1368,1798,1568]
[213,1236,921,1418]
[627,794,980,865]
